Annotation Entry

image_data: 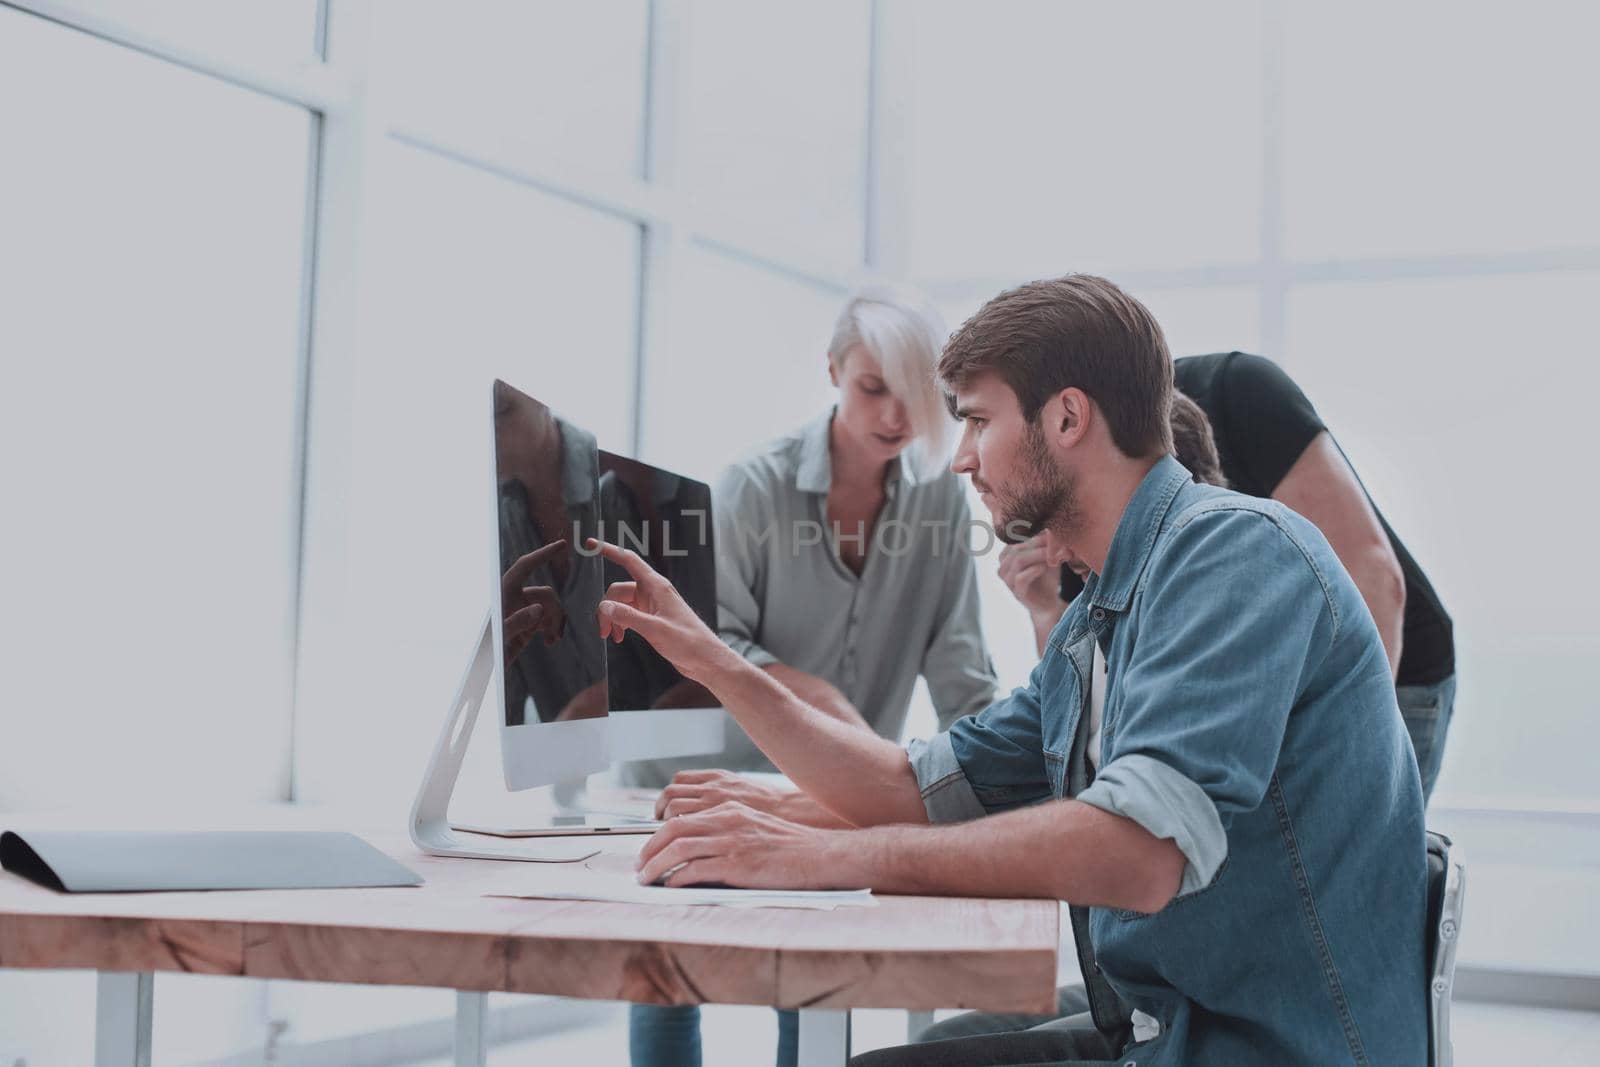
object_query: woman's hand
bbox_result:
[591,538,735,684]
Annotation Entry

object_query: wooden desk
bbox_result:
[0,825,1059,1067]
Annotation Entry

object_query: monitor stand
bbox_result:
[408,616,599,863]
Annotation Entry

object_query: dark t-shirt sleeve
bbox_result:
[1218,352,1328,494]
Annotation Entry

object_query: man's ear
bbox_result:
[1045,388,1092,448]
[827,355,840,387]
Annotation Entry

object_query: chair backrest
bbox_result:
[1425,830,1466,1067]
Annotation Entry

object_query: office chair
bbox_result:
[1425,830,1467,1067]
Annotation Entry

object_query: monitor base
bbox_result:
[408,616,599,862]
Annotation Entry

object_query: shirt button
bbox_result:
[1092,608,1106,622]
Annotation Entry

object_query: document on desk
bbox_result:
[483,853,874,910]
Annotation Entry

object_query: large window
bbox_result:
[33,0,322,60]
[1286,273,1600,802]
[4,2,1597,1061]
[377,0,650,180]
[881,0,1263,280]
[642,244,844,480]
[0,3,311,810]
[676,0,871,267]
[1283,2,1600,260]
[294,138,641,810]
[0,6,315,1063]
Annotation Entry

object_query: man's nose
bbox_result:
[951,439,976,475]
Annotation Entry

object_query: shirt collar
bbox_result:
[795,407,911,498]
[1083,454,1192,614]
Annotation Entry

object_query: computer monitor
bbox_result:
[491,380,722,791]
[597,450,717,689]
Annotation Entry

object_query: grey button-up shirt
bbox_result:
[624,409,998,785]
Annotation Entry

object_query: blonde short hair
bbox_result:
[827,284,952,482]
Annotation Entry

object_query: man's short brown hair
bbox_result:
[937,275,1173,458]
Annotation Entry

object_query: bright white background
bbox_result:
[1,1,1596,1063]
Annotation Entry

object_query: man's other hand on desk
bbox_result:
[637,792,1184,912]
[655,769,856,829]
[635,801,854,890]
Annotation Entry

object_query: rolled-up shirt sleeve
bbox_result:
[906,732,987,824]
[1080,507,1338,898]
[1077,754,1227,895]
[907,659,1054,824]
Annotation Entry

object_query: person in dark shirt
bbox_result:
[1000,352,1455,799]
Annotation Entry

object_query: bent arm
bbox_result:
[763,662,873,731]
[827,798,1185,913]
[698,651,929,826]
[1272,432,1406,676]
[595,537,925,827]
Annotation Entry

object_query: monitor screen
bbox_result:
[492,379,718,728]
[597,451,717,712]
[492,379,608,726]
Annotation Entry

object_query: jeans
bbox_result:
[629,1004,797,1067]
[1397,673,1457,802]
[855,986,1127,1067]
[915,986,1094,1044]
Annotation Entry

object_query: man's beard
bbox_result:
[992,423,1075,544]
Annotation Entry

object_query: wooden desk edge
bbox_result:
[0,910,1059,1013]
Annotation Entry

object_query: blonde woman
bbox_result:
[627,286,999,1067]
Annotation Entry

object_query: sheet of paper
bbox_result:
[481,852,874,910]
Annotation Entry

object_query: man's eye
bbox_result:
[861,383,886,395]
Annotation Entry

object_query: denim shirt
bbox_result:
[909,456,1428,1065]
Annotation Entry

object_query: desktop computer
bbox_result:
[409,380,726,861]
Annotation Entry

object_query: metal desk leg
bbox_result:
[95,972,153,1067]
[798,1008,850,1067]
[455,991,488,1067]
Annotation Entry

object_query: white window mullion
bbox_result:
[634,0,685,456]
[290,0,377,801]
[0,0,352,112]
[1259,0,1288,362]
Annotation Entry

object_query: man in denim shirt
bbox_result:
[606,275,1429,1065]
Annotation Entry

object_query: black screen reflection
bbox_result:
[493,380,608,725]
[598,451,717,711]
